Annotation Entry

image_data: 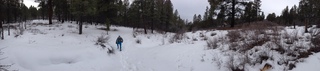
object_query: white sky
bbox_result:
[23,0,39,8]
[24,0,300,21]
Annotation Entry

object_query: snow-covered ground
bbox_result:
[0,20,320,71]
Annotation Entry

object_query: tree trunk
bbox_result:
[231,0,235,28]
[8,23,10,36]
[48,0,53,24]
[294,22,296,29]
[79,18,83,35]
[144,25,147,34]
[1,21,3,40]
[305,19,308,33]
[58,14,61,22]
[25,21,27,29]
[151,22,154,34]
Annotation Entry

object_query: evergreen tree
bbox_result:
[29,6,38,19]
[164,0,173,33]
[289,5,298,28]
[0,0,4,39]
[70,0,97,34]
[281,6,289,26]
[266,13,276,22]
[36,0,53,24]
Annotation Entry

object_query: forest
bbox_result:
[1,0,320,36]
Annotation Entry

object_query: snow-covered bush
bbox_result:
[112,29,118,31]
[84,25,88,28]
[310,29,320,52]
[132,32,137,38]
[67,25,74,28]
[0,48,10,71]
[169,33,186,43]
[192,37,198,41]
[29,29,46,35]
[13,26,24,37]
[95,33,109,45]
[136,39,141,44]
[206,22,320,70]
[226,30,243,43]
[207,38,218,49]
[224,53,247,71]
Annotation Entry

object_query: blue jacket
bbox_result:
[116,37,123,44]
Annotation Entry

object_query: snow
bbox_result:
[1,20,320,71]
[1,20,217,71]
[291,53,320,71]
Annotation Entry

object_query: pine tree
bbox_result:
[164,0,173,33]
[0,0,4,39]
[70,0,97,34]
[35,0,53,24]
[266,13,276,22]
[281,6,289,26]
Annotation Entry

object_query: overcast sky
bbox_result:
[23,0,300,21]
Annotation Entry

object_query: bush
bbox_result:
[29,29,46,35]
[227,30,242,42]
[132,32,137,38]
[136,39,141,44]
[199,32,205,37]
[95,33,109,45]
[207,38,218,49]
[203,36,208,40]
[169,33,185,43]
[13,26,24,37]
[192,38,198,41]
[67,25,74,28]
[112,29,118,31]
[106,46,114,54]
[310,28,320,37]
[211,32,217,36]
[0,48,10,71]
[225,54,245,71]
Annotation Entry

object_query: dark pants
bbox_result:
[117,43,122,51]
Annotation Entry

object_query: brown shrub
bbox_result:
[227,30,242,42]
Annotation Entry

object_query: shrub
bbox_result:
[112,29,118,31]
[132,32,137,38]
[199,32,205,37]
[106,46,114,54]
[192,38,198,41]
[211,32,217,36]
[67,25,74,28]
[311,34,320,52]
[29,29,46,35]
[95,33,109,45]
[227,30,242,42]
[225,54,245,71]
[310,28,320,37]
[207,38,218,49]
[203,36,208,40]
[13,26,24,37]
[169,33,185,43]
[0,48,10,71]
[136,39,141,44]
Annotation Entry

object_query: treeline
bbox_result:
[190,0,264,30]
[33,0,186,34]
[266,0,320,32]
[0,0,34,39]
[0,0,267,36]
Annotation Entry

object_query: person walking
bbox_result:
[116,36,124,51]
